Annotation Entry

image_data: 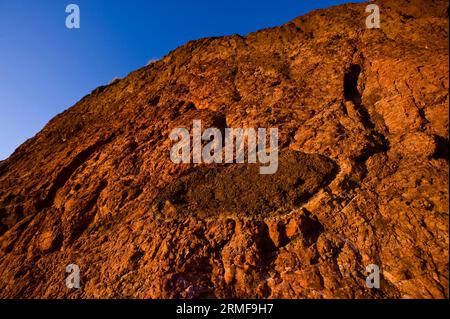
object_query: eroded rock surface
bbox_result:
[155,151,337,217]
[0,0,448,298]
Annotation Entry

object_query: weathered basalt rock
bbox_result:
[0,0,448,298]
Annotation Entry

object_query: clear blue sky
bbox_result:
[0,0,364,160]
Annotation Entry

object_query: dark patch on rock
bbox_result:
[155,150,337,216]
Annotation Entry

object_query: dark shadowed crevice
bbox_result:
[433,136,449,162]
[344,64,362,104]
[36,135,114,211]
[344,64,375,130]
[344,64,390,157]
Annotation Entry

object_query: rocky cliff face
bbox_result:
[0,0,448,298]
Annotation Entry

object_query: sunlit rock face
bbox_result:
[0,0,448,299]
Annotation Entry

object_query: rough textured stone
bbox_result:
[0,0,448,298]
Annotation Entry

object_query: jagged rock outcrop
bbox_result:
[0,0,448,298]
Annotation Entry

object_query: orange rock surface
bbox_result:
[0,0,448,298]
